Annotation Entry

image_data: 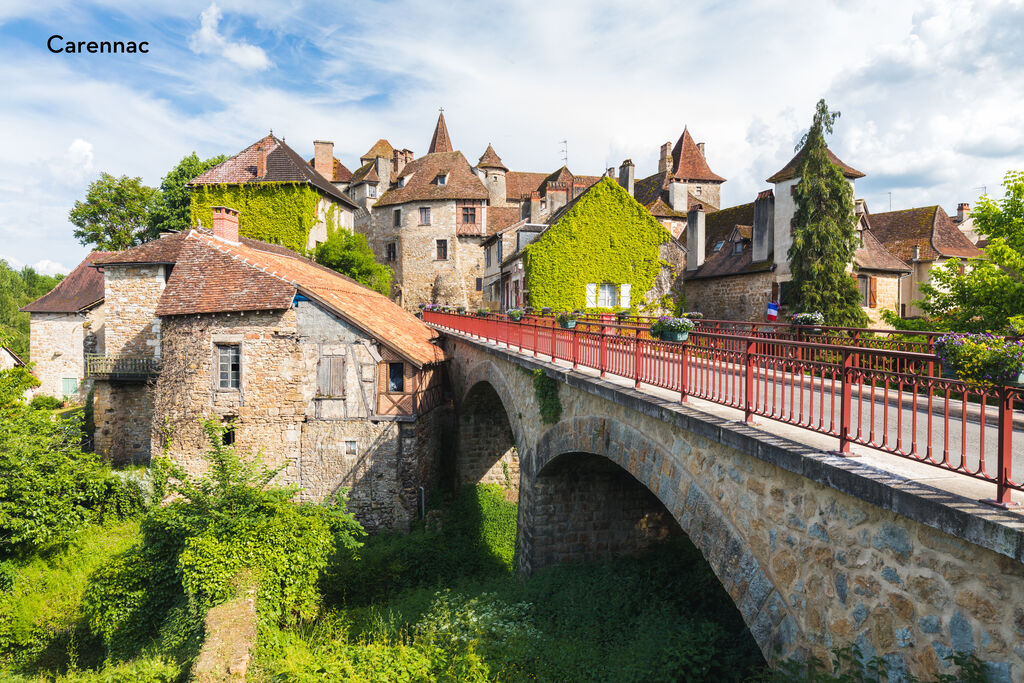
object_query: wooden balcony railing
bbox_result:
[85,354,161,381]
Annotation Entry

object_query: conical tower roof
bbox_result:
[670,127,725,183]
[767,142,864,184]
[428,111,453,154]
[477,143,508,171]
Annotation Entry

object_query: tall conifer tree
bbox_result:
[787,100,868,327]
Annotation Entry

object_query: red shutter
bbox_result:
[868,277,878,308]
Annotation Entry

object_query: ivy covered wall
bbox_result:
[190,183,321,252]
[524,177,673,311]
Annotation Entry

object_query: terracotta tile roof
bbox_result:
[93,232,187,266]
[189,134,358,209]
[374,151,488,207]
[428,112,453,154]
[671,128,725,183]
[361,139,394,161]
[350,162,379,185]
[766,143,865,184]
[20,251,111,313]
[485,206,524,236]
[505,171,549,200]
[868,205,982,262]
[855,228,911,273]
[632,170,719,218]
[306,156,353,183]
[544,166,574,186]
[477,144,508,171]
[153,230,443,367]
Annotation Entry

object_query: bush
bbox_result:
[29,395,63,410]
[934,333,1024,386]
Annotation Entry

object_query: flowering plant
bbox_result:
[649,316,695,336]
[1008,315,1024,337]
[541,307,553,315]
[506,308,523,321]
[423,303,440,311]
[934,333,1024,386]
[457,306,466,313]
[476,307,491,317]
[683,312,704,320]
[556,311,577,325]
[791,312,825,326]
[523,306,534,315]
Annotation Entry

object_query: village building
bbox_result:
[20,251,109,400]
[189,134,359,253]
[88,207,448,531]
[0,346,25,371]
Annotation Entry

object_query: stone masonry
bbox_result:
[446,334,1024,679]
[685,271,774,321]
[27,306,104,401]
[456,380,520,496]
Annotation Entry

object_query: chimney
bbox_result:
[313,140,334,179]
[697,142,706,156]
[753,190,775,263]
[529,191,542,222]
[668,178,686,212]
[686,206,706,271]
[618,158,635,196]
[606,167,615,178]
[393,149,408,176]
[658,142,671,173]
[912,245,921,261]
[211,206,240,244]
[854,198,867,215]
[256,142,267,178]
[957,202,970,222]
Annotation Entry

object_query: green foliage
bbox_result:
[190,183,321,252]
[786,100,869,328]
[146,152,227,239]
[0,368,143,557]
[69,173,161,251]
[532,369,561,425]
[524,178,670,310]
[313,227,393,296]
[0,260,64,360]
[29,395,63,410]
[920,170,1024,332]
[753,643,992,683]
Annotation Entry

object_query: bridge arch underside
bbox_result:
[455,380,521,496]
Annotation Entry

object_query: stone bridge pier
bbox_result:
[445,333,1024,680]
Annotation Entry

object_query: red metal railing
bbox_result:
[425,311,1023,506]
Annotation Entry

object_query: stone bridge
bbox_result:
[443,332,1024,680]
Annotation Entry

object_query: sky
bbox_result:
[1,0,1022,275]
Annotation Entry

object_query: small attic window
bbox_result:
[436,173,448,186]
[397,176,407,188]
[713,240,726,252]
[734,241,744,254]
[695,186,702,196]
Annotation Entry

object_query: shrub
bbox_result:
[29,395,63,410]
[934,333,1024,386]
[476,308,490,317]
[532,369,561,425]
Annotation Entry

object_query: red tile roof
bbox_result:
[361,139,395,161]
[854,228,911,273]
[485,206,524,236]
[671,128,725,183]
[93,231,188,266]
[868,206,981,262]
[21,251,111,313]
[428,112,453,154]
[350,161,379,185]
[374,151,488,207]
[632,170,720,217]
[477,144,508,171]
[766,143,865,184]
[307,156,353,183]
[505,171,550,200]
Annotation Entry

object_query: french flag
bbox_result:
[766,301,779,322]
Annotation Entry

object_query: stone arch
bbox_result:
[520,415,802,661]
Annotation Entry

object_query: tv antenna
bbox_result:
[560,140,568,165]
[887,191,892,212]
[974,185,987,197]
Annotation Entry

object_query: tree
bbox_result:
[0,261,64,360]
[786,100,869,328]
[146,152,227,239]
[919,170,1024,332]
[313,228,393,296]
[69,173,160,251]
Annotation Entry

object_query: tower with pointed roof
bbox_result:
[477,143,509,207]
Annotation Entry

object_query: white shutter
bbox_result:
[619,284,631,308]
[586,283,597,308]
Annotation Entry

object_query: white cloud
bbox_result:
[0,254,66,275]
[189,3,271,71]
[47,138,94,185]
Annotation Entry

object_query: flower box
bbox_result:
[649,316,695,342]
[791,312,824,333]
[557,312,577,329]
[507,308,523,322]
[934,333,1024,387]
[660,329,689,342]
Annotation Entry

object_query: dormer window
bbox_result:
[436,173,448,186]
[734,241,743,254]
[713,240,726,252]
[397,176,407,188]
[367,185,377,198]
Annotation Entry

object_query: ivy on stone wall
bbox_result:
[190,183,321,252]
[533,369,561,425]
[524,177,670,311]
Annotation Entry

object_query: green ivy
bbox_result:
[532,370,561,425]
[190,183,322,252]
[524,177,670,310]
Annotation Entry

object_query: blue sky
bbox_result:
[1,0,1022,274]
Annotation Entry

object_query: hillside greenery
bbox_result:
[0,262,64,361]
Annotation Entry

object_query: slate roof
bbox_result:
[361,139,395,161]
[21,251,111,313]
[854,227,911,273]
[428,112,453,154]
[670,128,725,182]
[189,134,359,210]
[373,151,488,207]
[700,202,755,259]
[306,156,353,183]
[766,143,865,183]
[477,144,508,171]
[867,206,982,262]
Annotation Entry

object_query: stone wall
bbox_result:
[447,337,1024,679]
[456,381,519,495]
[104,264,166,358]
[864,272,901,328]
[28,307,103,401]
[685,271,774,321]
[93,380,154,465]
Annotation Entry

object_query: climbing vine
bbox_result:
[524,177,670,311]
[532,369,561,425]
[190,183,321,252]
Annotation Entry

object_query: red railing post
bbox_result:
[599,328,607,377]
[634,333,642,389]
[838,348,853,454]
[680,340,689,403]
[572,327,579,370]
[744,338,756,423]
[987,386,1016,507]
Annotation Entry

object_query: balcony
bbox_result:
[85,354,161,382]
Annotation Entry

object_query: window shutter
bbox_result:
[619,284,631,308]
[586,283,597,308]
[869,276,878,308]
[318,356,345,397]
[331,357,345,396]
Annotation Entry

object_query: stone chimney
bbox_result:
[529,191,542,222]
[606,167,615,178]
[957,202,971,222]
[618,159,635,196]
[393,149,411,177]
[313,140,334,179]
[211,206,240,244]
[753,190,775,263]
[256,142,268,178]
[658,142,672,173]
[686,206,706,272]
[668,178,687,212]
[547,185,568,215]
[854,198,867,215]
[697,142,706,156]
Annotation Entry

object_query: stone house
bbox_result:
[20,251,109,401]
[90,207,448,531]
[189,134,359,253]
[499,177,686,312]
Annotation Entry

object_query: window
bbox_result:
[344,440,357,456]
[436,174,448,186]
[462,207,476,224]
[485,246,492,268]
[475,277,483,291]
[385,242,397,262]
[367,185,377,198]
[713,240,725,252]
[388,362,404,392]
[221,416,236,445]
[858,275,878,308]
[61,377,78,397]
[217,344,240,389]
[695,186,702,196]
[317,355,345,397]
[393,209,401,228]
[857,275,870,307]
[436,239,448,260]
[419,207,431,225]
[397,176,406,188]
[496,240,503,262]
[734,241,743,254]
[598,283,618,308]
